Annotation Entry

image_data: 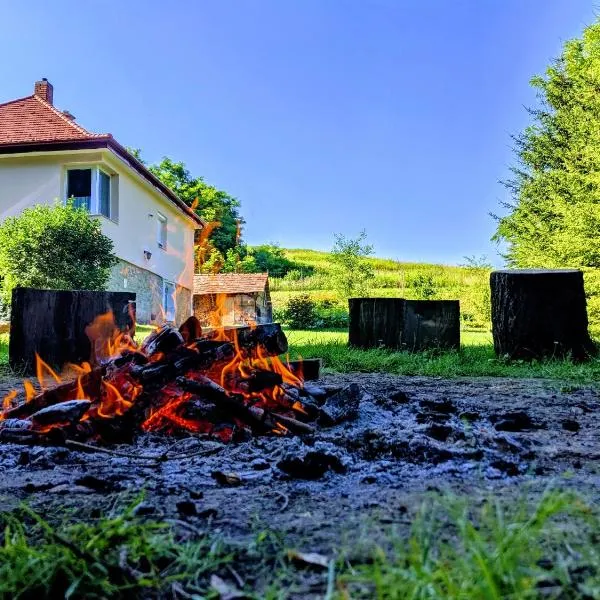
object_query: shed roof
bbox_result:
[194,273,269,295]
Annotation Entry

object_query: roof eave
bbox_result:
[0,138,206,228]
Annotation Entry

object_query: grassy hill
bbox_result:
[269,248,492,330]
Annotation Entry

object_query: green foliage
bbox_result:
[246,244,303,277]
[405,272,440,299]
[344,491,597,599]
[269,248,493,330]
[147,157,243,257]
[331,231,376,300]
[0,203,117,305]
[494,19,600,270]
[281,294,317,329]
[0,498,233,598]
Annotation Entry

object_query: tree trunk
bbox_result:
[348,298,460,351]
[9,288,136,374]
[490,269,596,360]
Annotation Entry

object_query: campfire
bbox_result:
[0,314,320,445]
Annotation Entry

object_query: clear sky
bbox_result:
[0,1,597,265]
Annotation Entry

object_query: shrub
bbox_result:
[0,202,117,306]
[405,272,440,299]
[331,231,376,299]
[281,294,317,329]
[247,244,306,278]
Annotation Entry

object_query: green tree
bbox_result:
[493,19,600,268]
[0,203,117,305]
[331,230,375,299]
[147,157,243,257]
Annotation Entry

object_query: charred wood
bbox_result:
[205,323,288,357]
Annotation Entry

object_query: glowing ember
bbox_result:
[0,312,311,445]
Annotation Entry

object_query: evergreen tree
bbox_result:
[493,20,600,269]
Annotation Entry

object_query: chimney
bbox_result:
[34,78,53,104]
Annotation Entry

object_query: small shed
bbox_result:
[193,273,273,327]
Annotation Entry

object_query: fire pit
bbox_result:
[0,315,340,446]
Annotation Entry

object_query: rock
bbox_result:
[425,424,453,442]
[489,459,521,476]
[278,445,346,479]
[415,411,450,424]
[133,502,157,516]
[419,398,457,414]
[250,459,270,471]
[389,390,410,404]
[74,475,118,493]
[176,500,197,516]
[197,506,219,519]
[302,383,327,399]
[492,411,540,432]
[318,383,362,426]
[562,419,580,432]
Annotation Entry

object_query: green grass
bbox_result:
[1,490,599,598]
[341,490,600,599]
[284,328,600,383]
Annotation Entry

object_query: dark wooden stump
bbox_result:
[490,269,596,360]
[403,300,460,351]
[9,288,136,374]
[348,298,460,351]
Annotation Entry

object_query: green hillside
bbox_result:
[269,248,492,330]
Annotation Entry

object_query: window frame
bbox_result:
[157,212,168,251]
[163,280,176,322]
[64,165,116,221]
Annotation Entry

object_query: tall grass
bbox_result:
[342,490,600,599]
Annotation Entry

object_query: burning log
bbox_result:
[176,377,314,435]
[1,310,325,446]
[2,368,103,419]
[140,326,185,357]
[178,316,203,343]
[205,323,288,356]
[30,400,91,427]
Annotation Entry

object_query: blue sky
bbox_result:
[0,1,597,265]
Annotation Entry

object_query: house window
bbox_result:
[66,166,117,220]
[163,281,176,322]
[157,212,167,250]
[66,169,92,211]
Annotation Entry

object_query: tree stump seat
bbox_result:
[348,298,460,351]
[490,269,596,360]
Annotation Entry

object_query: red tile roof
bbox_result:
[0,85,205,227]
[194,273,269,295]
[0,95,108,144]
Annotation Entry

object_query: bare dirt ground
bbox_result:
[1,372,599,556]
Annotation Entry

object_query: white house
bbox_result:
[0,79,204,324]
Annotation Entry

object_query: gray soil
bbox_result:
[1,372,599,555]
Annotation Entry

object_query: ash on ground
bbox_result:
[1,372,599,552]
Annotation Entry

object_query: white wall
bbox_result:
[0,149,197,290]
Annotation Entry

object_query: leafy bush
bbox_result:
[405,272,440,299]
[331,231,376,299]
[0,203,117,306]
[246,244,306,278]
[281,294,317,329]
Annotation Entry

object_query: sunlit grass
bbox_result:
[1,490,599,598]
[284,328,600,382]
